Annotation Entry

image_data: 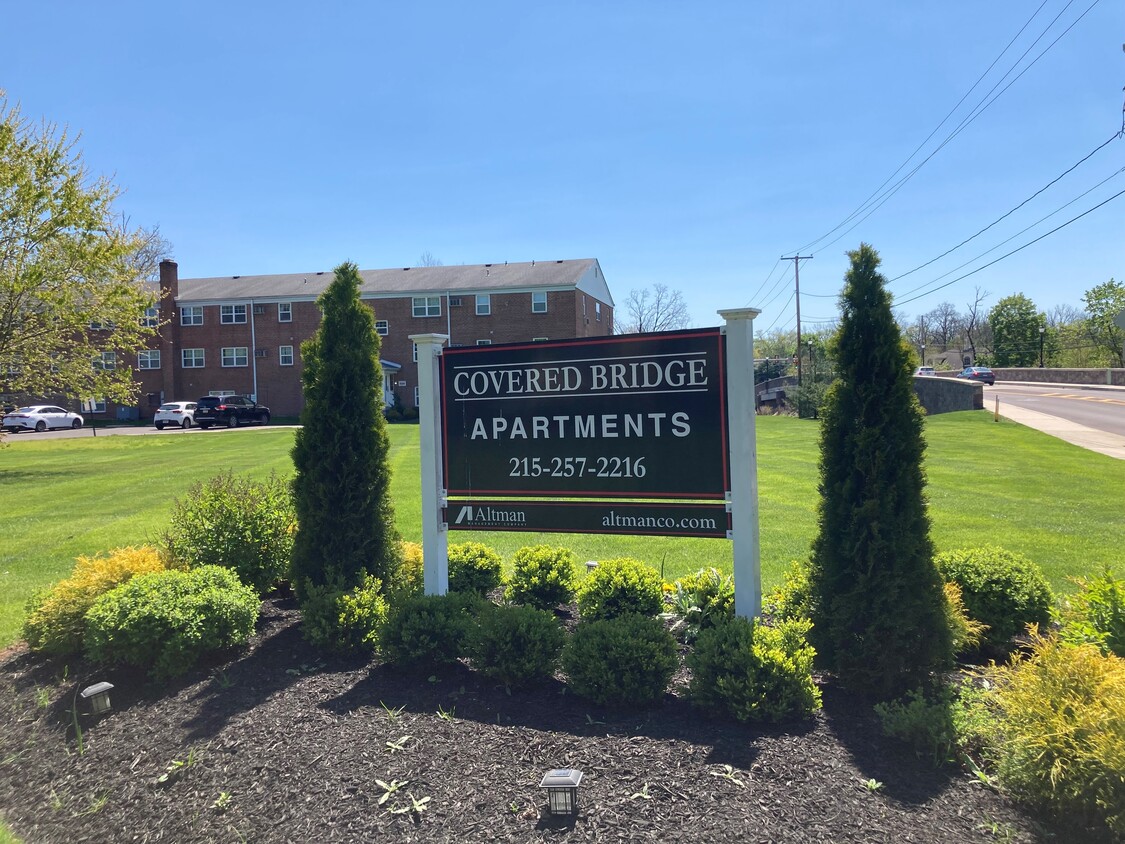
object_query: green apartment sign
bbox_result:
[440,328,730,501]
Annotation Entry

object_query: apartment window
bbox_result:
[476,294,491,316]
[278,303,292,322]
[375,320,389,336]
[83,398,107,414]
[414,386,420,407]
[531,292,547,313]
[476,339,492,346]
[532,337,548,342]
[180,306,203,326]
[182,348,205,368]
[595,302,602,321]
[412,343,418,363]
[221,347,249,367]
[279,345,294,366]
[142,306,159,328]
[221,304,248,324]
[137,350,161,370]
[412,296,441,318]
[93,351,116,371]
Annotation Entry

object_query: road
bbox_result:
[988,383,1125,439]
[1,423,295,442]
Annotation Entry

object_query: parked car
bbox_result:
[957,366,995,386]
[154,401,197,430]
[1,405,84,433]
[194,395,271,429]
[914,366,936,377]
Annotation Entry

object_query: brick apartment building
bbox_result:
[128,258,615,419]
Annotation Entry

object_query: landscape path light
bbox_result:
[539,768,583,816]
[80,682,115,715]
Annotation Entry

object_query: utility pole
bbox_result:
[781,255,813,386]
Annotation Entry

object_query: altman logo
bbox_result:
[453,505,528,526]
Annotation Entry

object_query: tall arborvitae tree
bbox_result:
[291,262,398,605]
[809,244,952,699]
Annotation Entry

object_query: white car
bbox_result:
[2,405,84,433]
[154,401,197,430]
[914,366,936,377]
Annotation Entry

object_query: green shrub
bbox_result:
[466,603,564,688]
[386,541,424,601]
[935,547,1053,652]
[1061,565,1125,658]
[23,546,167,657]
[989,630,1125,838]
[163,471,295,595]
[874,680,994,766]
[561,614,678,708]
[761,559,812,622]
[504,545,576,610]
[335,575,389,654]
[448,542,504,596]
[576,557,663,621]
[667,566,734,639]
[686,616,821,724]
[84,566,260,680]
[380,592,481,668]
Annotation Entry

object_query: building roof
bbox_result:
[176,259,614,307]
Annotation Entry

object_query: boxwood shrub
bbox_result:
[84,565,260,680]
[935,547,1053,652]
[504,545,576,610]
[466,603,564,688]
[687,616,821,724]
[448,542,504,596]
[379,592,481,669]
[576,557,663,621]
[561,614,678,708]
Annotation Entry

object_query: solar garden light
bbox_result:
[539,768,583,816]
[80,682,115,715]
[585,560,598,572]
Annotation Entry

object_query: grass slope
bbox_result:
[1,413,1122,645]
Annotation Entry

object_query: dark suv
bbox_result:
[194,395,271,429]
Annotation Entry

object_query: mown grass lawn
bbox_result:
[1,412,1122,646]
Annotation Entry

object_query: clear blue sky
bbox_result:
[4,1,1122,334]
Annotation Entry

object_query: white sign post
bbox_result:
[718,308,762,619]
[410,332,449,595]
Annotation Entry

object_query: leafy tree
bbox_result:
[617,283,691,333]
[809,244,952,699]
[0,98,162,410]
[1081,279,1125,367]
[291,262,399,608]
[988,294,1043,366]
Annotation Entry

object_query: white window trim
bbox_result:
[476,339,492,346]
[278,303,293,323]
[138,350,161,370]
[476,294,491,316]
[221,304,248,325]
[221,346,249,368]
[182,348,205,368]
[595,302,602,321]
[375,320,389,336]
[180,306,203,326]
[142,306,159,328]
[531,292,547,313]
[412,296,441,318]
[412,343,418,363]
[413,385,420,407]
[279,345,294,366]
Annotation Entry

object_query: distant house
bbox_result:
[125,258,615,419]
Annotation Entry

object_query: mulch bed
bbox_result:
[0,596,1054,843]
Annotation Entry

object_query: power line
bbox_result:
[889,131,1122,282]
[894,185,1125,308]
[898,165,1125,300]
[788,0,1058,255]
[806,0,1103,258]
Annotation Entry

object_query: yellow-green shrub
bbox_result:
[1060,565,1125,658]
[386,541,424,600]
[944,582,987,656]
[23,546,167,657]
[990,629,1125,837]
